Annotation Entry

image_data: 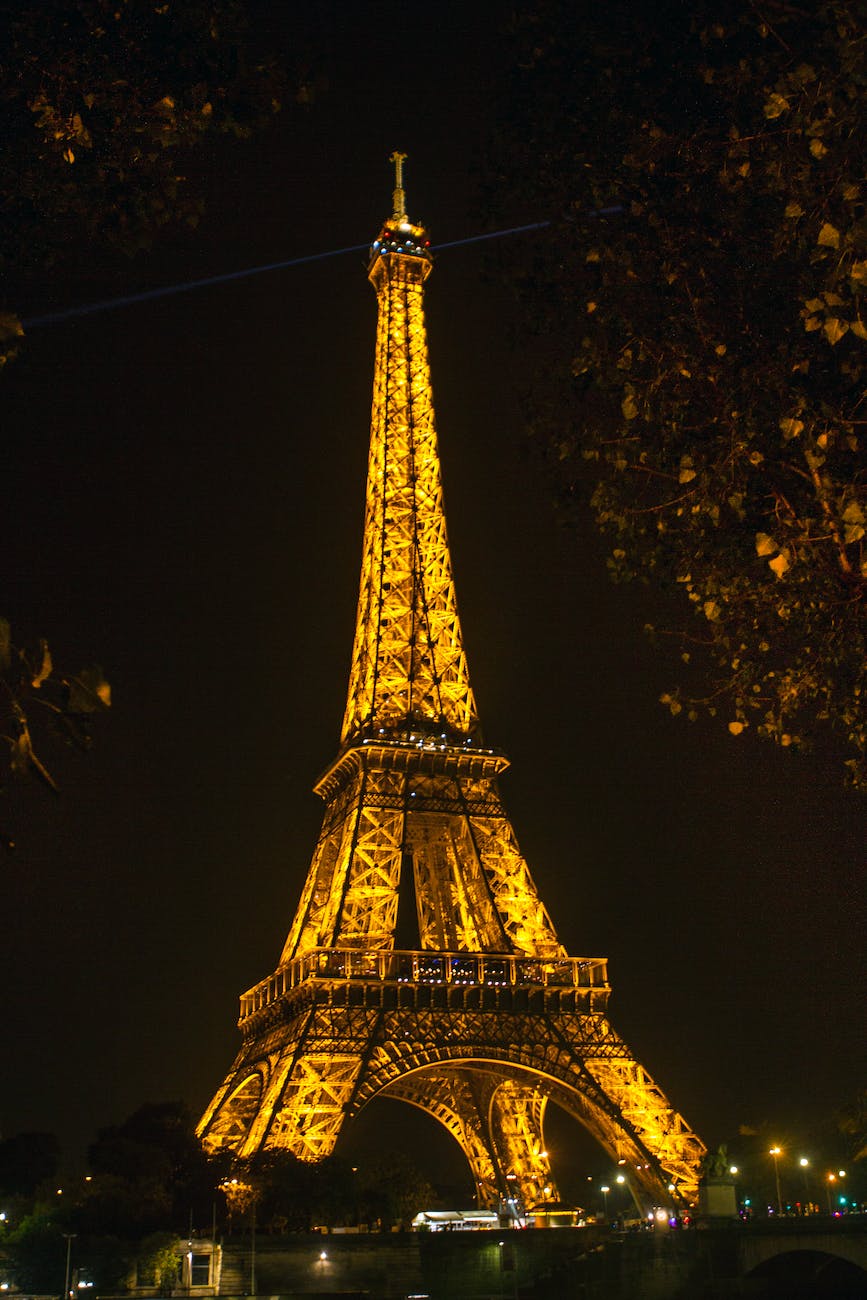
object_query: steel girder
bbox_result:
[342,242,476,743]
[199,993,704,1204]
[382,1070,556,1214]
[281,751,562,961]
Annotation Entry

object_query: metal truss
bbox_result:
[199,987,704,1203]
[198,163,707,1208]
[342,215,477,744]
[384,1070,500,1206]
[382,1070,556,1214]
[281,745,563,961]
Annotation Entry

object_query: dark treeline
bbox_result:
[0,1102,437,1294]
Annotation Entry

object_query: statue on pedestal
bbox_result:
[698,1145,738,1218]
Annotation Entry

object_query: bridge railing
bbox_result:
[239,948,609,1021]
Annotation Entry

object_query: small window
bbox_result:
[190,1254,211,1287]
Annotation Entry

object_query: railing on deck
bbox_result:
[239,948,609,1021]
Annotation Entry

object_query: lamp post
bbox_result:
[799,1158,810,1212]
[600,1185,609,1219]
[769,1147,783,1216]
[62,1233,77,1300]
[826,1170,846,1215]
[250,1199,256,1298]
[615,1173,628,1222]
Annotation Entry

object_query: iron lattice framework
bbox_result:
[198,155,706,1211]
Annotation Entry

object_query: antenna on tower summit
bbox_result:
[390,150,408,223]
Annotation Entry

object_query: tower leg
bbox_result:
[200,1005,381,1161]
[487,1078,557,1216]
[380,1068,557,1215]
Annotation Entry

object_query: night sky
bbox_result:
[2,1,864,1191]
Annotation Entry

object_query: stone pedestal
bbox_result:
[699,1176,738,1218]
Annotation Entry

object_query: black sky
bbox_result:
[2,0,864,1191]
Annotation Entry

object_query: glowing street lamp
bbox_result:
[769,1147,783,1216]
[62,1234,77,1300]
[799,1157,810,1207]
[600,1185,610,1217]
[825,1170,846,1215]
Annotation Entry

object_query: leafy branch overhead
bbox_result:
[0,0,291,344]
[0,617,110,849]
[498,0,866,787]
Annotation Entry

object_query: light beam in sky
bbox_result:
[22,208,623,330]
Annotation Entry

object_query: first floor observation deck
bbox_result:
[238,948,610,1030]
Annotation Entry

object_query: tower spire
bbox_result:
[390,149,408,223]
[343,154,473,745]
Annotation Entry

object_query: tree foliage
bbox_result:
[228,1146,438,1233]
[356,1150,437,1229]
[0,617,110,847]
[0,1,293,831]
[0,1105,231,1294]
[1,1210,68,1295]
[838,1089,867,1164]
[83,1102,229,1235]
[496,0,867,786]
[0,0,283,282]
[0,1131,61,1199]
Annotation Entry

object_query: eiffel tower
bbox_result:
[198,155,706,1212]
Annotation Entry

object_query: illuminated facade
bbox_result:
[198,156,706,1210]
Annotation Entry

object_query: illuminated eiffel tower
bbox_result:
[198,155,706,1211]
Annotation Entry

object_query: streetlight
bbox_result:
[769,1147,783,1216]
[799,1158,810,1210]
[825,1172,837,1214]
[62,1233,77,1300]
[600,1185,610,1218]
[825,1170,846,1215]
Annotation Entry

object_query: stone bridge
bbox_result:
[732,1217,867,1297]
[214,1216,867,1299]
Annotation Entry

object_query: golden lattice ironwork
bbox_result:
[198,157,706,1211]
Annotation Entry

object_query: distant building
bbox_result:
[412,1210,500,1232]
